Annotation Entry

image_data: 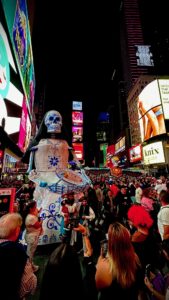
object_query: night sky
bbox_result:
[32,0,121,105]
[31,0,121,154]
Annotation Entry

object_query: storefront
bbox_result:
[0,126,23,175]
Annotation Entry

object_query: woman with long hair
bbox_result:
[128,205,162,270]
[95,222,144,300]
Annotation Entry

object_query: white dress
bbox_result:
[28,138,91,245]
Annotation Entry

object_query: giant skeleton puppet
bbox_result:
[26,110,91,245]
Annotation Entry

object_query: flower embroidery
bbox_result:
[48,156,59,167]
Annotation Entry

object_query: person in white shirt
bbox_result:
[25,201,43,272]
[157,191,169,241]
[155,178,167,199]
[135,182,143,204]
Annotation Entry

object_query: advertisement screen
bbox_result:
[72,101,82,111]
[129,144,142,163]
[142,141,165,165]
[0,188,15,217]
[2,0,35,117]
[115,137,125,154]
[96,131,107,142]
[99,143,108,167]
[72,126,83,143]
[72,111,83,126]
[12,0,35,116]
[98,112,109,123]
[18,99,31,152]
[0,22,24,147]
[158,79,169,120]
[106,145,115,168]
[138,80,166,142]
[72,143,83,160]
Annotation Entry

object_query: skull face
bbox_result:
[44,110,62,133]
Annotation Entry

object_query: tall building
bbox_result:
[118,0,169,136]
[117,0,169,175]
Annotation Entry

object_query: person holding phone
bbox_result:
[95,222,145,300]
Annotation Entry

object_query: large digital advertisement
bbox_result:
[138,79,167,142]
[115,137,125,154]
[2,0,35,117]
[72,126,83,143]
[129,144,142,163]
[158,79,169,120]
[18,98,31,152]
[0,188,16,217]
[72,111,83,126]
[0,22,25,148]
[72,143,84,160]
[12,0,35,116]
[142,141,165,165]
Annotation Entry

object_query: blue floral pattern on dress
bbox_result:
[48,156,59,168]
[40,202,61,231]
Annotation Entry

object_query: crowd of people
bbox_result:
[1,173,169,299]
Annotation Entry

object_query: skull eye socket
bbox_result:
[53,116,61,123]
[49,116,54,121]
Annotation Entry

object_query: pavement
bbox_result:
[26,244,58,300]
[26,242,99,300]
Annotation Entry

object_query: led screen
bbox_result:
[106,145,115,168]
[99,143,108,167]
[115,137,125,154]
[129,145,142,163]
[98,112,109,122]
[138,80,166,142]
[158,79,169,120]
[96,131,107,141]
[72,101,82,111]
[0,22,25,149]
[18,98,31,152]
[72,111,83,126]
[72,126,83,143]
[142,141,165,165]
[2,0,35,117]
[72,143,83,160]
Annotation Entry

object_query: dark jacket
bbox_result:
[0,241,27,300]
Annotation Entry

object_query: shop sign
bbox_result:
[143,141,165,165]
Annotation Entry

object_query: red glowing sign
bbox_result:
[72,111,83,126]
[72,143,83,160]
[129,144,142,163]
[0,188,16,217]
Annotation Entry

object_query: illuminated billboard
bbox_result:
[98,112,109,123]
[99,143,108,167]
[72,143,83,160]
[18,98,31,152]
[138,79,166,142]
[115,137,125,154]
[129,144,142,163]
[106,145,115,168]
[72,111,83,126]
[0,22,26,149]
[72,126,83,143]
[142,141,165,165]
[72,101,82,111]
[2,0,35,117]
[96,131,107,142]
[158,79,169,120]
